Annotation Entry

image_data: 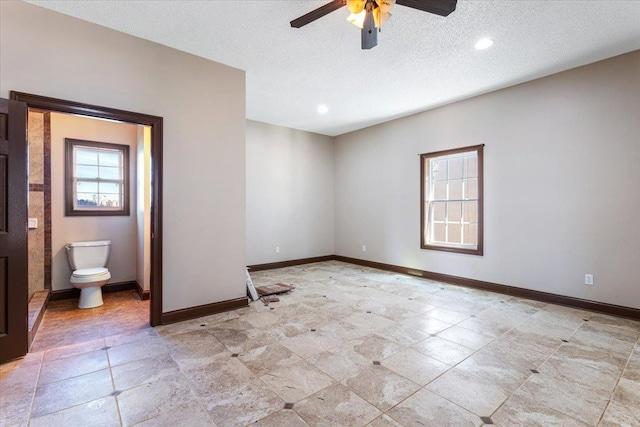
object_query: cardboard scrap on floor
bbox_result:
[255,283,295,296]
[260,295,280,306]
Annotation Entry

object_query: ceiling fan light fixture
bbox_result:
[375,0,395,14]
[373,9,391,27]
[474,38,494,50]
[347,10,367,28]
[346,0,366,14]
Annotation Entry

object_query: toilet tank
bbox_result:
[66,240,111,270]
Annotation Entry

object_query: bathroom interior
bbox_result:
[27,109,152,350]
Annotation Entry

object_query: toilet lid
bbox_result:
[73,267,109,277]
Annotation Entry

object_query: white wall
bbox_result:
[136,126,151,291]
[246,120,334,265]
[335,51,640,310]
[1,1,246,312]
[50,113,138,291]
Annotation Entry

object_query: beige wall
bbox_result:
[50,113,138,291]
[27,111,45,298]
[246,121,334,265]
[1,1,246,312]
[334,51,640,310]
[136,126,152,291]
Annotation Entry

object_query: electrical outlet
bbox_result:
[585,274,594,286]
[275,246,280,254]
[362,245,366,252]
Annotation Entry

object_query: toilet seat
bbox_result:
[71,268,111,285]
[73,267,109,277]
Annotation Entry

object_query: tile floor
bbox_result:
[1,261,639,426]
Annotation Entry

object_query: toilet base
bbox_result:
[78,286,104,309]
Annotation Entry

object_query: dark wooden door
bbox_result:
[0,98,28,363]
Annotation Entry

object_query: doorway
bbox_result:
[11,92,163,329]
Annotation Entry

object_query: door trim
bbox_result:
[10,92,163,326]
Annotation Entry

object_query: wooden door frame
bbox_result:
[10,92,163,326]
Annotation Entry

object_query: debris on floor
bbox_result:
[260,295,280,306]
[255,283,295,296]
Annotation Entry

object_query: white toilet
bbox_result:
[65,240,112,309]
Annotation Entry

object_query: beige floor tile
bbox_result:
[481,330,559,369]
[412,336,475,365]
[19,264,640,427]
[294,383,381,426]
[252,409,309,427]
[368,414,404,427]
[267,321,312,340]
[111,352,180,391]
[456,350,532,392]
[103,327,158,348]
[307,348,371,382]
[436,325,495,350]
[553,340,628,376]
[28,397,120,427]
[343,311,397,331]
[135,400,217,427]
[210,326,278,354]
[346,365,420,411]
[316,320,370,343]
[164,329,228,370]
[517,356,615,425]
[344,335,405,361]
[570,328,636,356]
[492,390,590,427]
[205,378,283,427]
[183,354,255,399]
[238,343,304,376]
[599,377,640,427]
[42,338,106,362]
[260,359,334,402]
[107,336,168,367]
[375,324,430,346]
[423,307,470,324]
[387,388,481,427]
[117,373,197,426]
[242,310,283,329]
[582,315,640,343]
[382,348,449,386]
[0,387,35,426]
[622,344,640,382]
[39,349,109,385]
[456,316,518,338]
[427,367,510,416]
[400,315,452,335]
[31,369,113,418]
[0,358,41,392]
[280,332,339,359]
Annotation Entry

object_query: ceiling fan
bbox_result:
[290,0,457,50]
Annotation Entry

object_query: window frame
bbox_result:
[64,138,130,217]
[420,144,484,256]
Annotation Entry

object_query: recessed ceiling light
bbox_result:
[474,38,494,50]
[317,104,329,114]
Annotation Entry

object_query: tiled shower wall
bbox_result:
[27,109,51,298]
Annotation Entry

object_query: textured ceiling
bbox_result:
[25,1,640,136]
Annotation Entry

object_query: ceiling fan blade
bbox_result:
[396,0,457,16]
[290,0,347,28]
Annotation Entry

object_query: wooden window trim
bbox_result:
[420,144,484,256]
[65,138,130,216]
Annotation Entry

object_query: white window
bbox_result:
[65,138,130,216]
[421,145,483,255]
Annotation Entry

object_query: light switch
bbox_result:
[28,218,38,229]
